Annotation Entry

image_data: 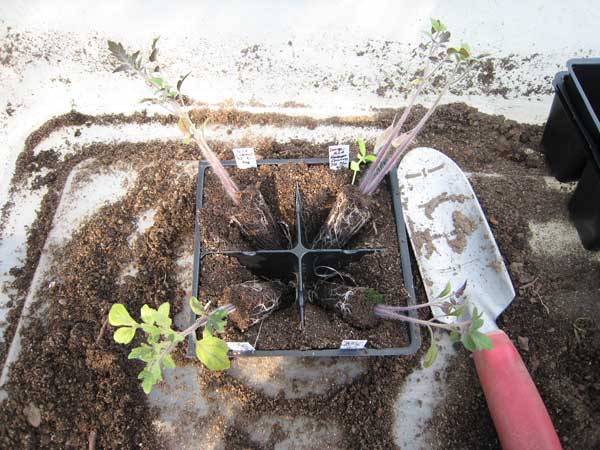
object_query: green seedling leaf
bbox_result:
[189,297,206,316]
[139,366,160,394]
[128,345,154,362]
[459,43,471,58]
[470,330,493,350]
[163,354,176,369]
[109,304,137,327]
[149,361,163,382]
[436,281,452,299]
[430,18,447,33]
[182,136,192,145]
[449,330,460,343]
[364,154,376,162]
[156,302,172,328]
[365,288,385,304]
[424,340,439,368]
[350,161,361,172]
[130,50,140,66]
[150,77,164,88]
[165,329,185,344]
[140,304,157,325]
[114,326,136,344]
[470,307,484,331]
[141,376,154,394]
[357,138,366,156]
[448,304,466,318]
[140,323,161,341]
[206,309,228,335]
[196,335,230,371]
[461,330,477,352]
[177,71,191,92]
[107,40,128,63]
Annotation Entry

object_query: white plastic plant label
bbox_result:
[340,339,368,350]
[233,147,257,169]
[227,342,256,353]
[328,144,350,170]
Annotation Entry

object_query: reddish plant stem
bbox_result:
[360,60,471,196]
[374,304,471,332]
[359,42,445,193]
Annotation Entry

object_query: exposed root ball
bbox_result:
[311,282,381,329]
[220,280,285,332]
[230,184,286,249]
[311,185,372,248]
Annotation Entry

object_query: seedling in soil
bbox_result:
[310,281,388,329]
[108,298,235,393]
[572,317,592,345]
[107,38,285,249]
[373,281,493,367]
[314,18,482,248]
[365,288,385,304]
[350,138,377,185]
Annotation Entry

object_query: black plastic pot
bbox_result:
[542,62,600,250]
[187,158,421,357]
[568,160,600,250]
[541,72,590,181]
[565,58,600,149]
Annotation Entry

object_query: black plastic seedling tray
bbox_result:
[542,62,600,250]
[187,158,420,357]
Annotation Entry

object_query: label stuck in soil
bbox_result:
[340,339,368,350]
[227,342,256,353]
[233,147,258,169]
[328,144,350,170]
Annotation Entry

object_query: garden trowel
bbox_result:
[398,147,562,450]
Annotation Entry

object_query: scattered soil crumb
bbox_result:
[419,192,471,220]
[447,210,477,254]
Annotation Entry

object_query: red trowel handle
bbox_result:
[473,330,562,450]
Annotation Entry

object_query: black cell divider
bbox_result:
[187,158,421,357]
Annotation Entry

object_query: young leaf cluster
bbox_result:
[365,288,385,305]
[350,138,377,185]
[373,280,493,368]
[109,297,232,394]
[107,38,240,203]
[108,38,189,102]
[189,297,230,371]
[424,281,492,367]
[358,18,482,195]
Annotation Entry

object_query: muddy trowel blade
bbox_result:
[397,147,514,333]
